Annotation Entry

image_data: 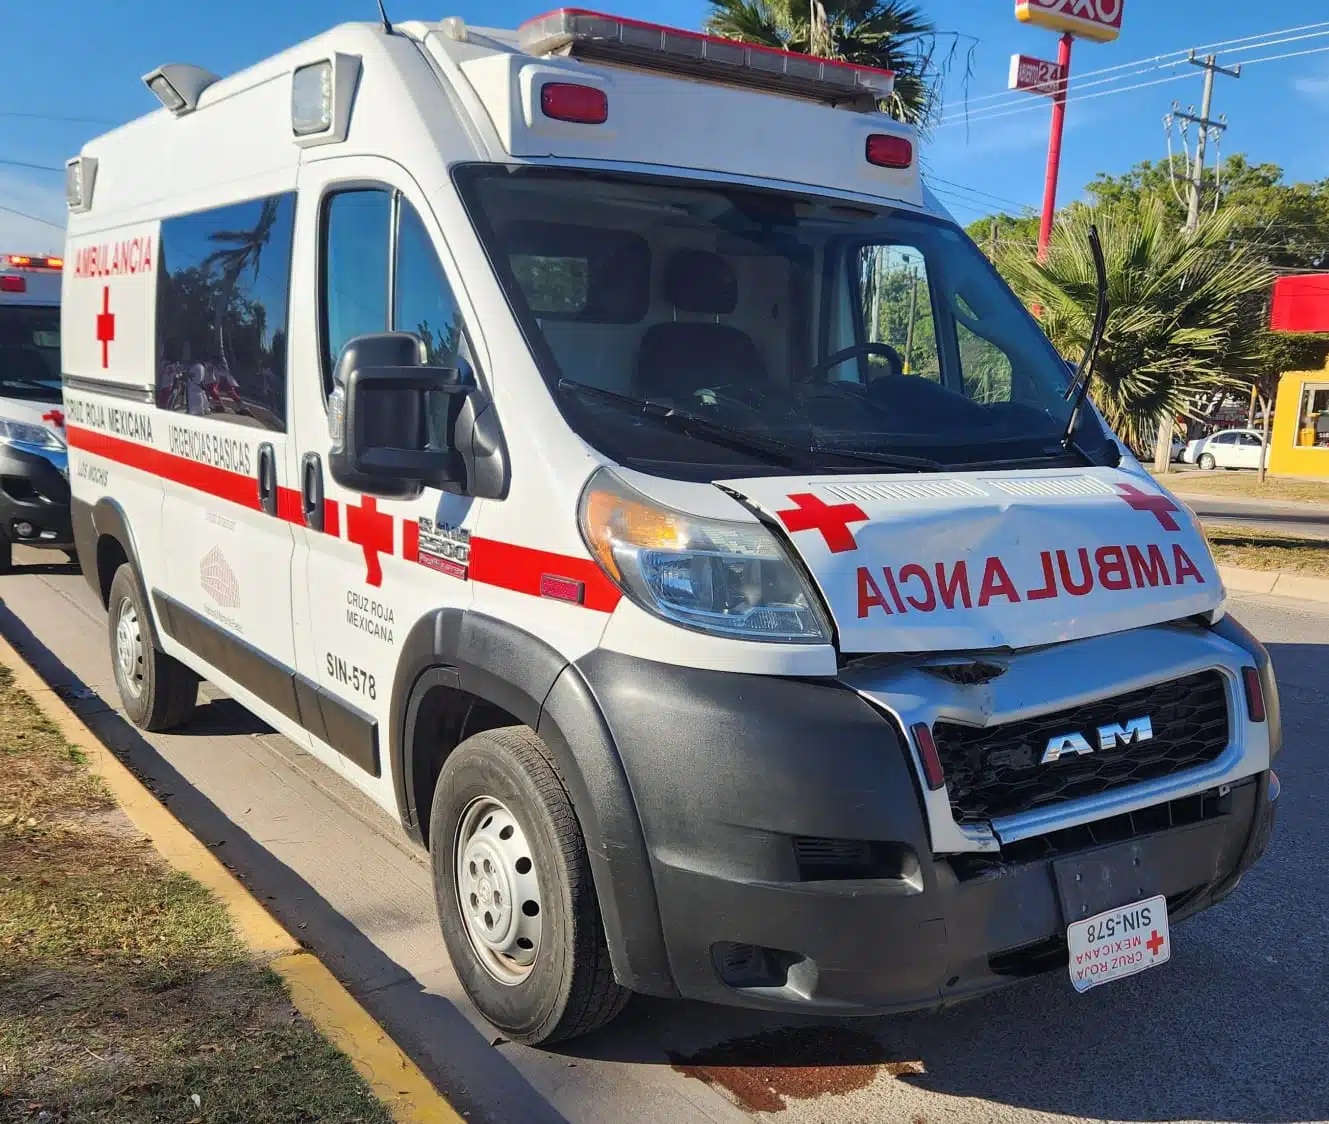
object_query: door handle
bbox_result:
[302,452,325,533]
[256,443,277,517]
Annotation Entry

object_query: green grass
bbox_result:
[1155,471,1329,505]
[1204,524,1329,579]
[0,666,393,1124]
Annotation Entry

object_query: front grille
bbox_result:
[933,671,1230,826]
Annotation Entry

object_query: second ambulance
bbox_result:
[63,10,1281,1044]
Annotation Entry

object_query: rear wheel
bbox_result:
[429,726,629,1045]
[1198,452,1217,471]
[107,563,199,731]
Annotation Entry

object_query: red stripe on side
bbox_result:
[470,538,621,613]
[276,486,303,524]
[69,425,260,512]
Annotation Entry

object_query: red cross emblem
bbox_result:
[95,285,115,369]
[345,495,394,587]
[774,492,869,554]
[42,409,65,429]
[1116,482,1182,532]
[1146,929,1165,956]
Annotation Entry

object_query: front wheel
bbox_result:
[107,563,199,731]
[429,727,629,1045]
[1198,452,1217,471]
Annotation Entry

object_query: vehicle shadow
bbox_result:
[5,559,81,578]
[0,603,572,1124]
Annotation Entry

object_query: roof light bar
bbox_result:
[4,254,63,270]
[518,8,895,112]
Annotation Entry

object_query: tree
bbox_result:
[703,0,941,124]
[993,199,1274,455]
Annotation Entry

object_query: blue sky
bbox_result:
[4,1,1329,251]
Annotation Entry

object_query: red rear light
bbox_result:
[1242,666,1266,723]
[866,133,913,169]
[910,722,946,791]
[0,276,26,293]
[540,82,609,124]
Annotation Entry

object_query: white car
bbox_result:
[1183,428,1268,470]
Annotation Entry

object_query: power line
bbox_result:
[0,202,64,231]
[0,110,117,125]
[936,41,1329,134]
[0,157,62,173]
[941,20,1329,123]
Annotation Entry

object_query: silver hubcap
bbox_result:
[455,796,542,985]
[114,597,145,699]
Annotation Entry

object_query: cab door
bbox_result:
[286,157,486,808]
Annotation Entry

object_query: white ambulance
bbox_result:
[63,10,1281,1045]
[0,253,69,571]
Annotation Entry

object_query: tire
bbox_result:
[430,726,630,1045]
[1198,453,1217,471]
[107,563,199,731]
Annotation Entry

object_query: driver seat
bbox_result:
[635,249,767,400]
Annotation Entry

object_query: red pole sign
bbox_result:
[1037,33,1074,260]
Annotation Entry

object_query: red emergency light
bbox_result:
[0,276,26,293]
[865,133,913,169]
[519,8,895,112]
[540,81,609,124]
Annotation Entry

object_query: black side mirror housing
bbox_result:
[327,332,508,500]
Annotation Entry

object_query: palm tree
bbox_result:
[993,199,1274,455]
[203,198,282,366]
[704,0,938,124]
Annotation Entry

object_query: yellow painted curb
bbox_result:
[0,633,464,1124]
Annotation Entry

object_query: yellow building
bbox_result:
[1268,363,1329,479]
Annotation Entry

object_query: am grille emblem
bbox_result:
[1041,715,1153,764]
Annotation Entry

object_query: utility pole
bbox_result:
[989,218,999,260]
[904,268,919,375]
[1171,51,1242,232]
[1037,33,1074,260]
[1155,51,1241,474]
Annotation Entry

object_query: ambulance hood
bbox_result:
[718,467,1222,654]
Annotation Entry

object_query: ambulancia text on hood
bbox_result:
[722,466,1221,654]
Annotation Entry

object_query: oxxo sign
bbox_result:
[1016,0,1124,43]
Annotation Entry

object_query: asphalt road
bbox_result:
[1183,496,1329,541]
[3,545,1326,1124]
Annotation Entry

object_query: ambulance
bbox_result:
[62,10,1281,1045]
[0,252,69,572]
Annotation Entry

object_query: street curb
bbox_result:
[0,633,464,1124]
[1219,564,1329,604]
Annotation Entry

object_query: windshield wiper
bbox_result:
[557,379,811,469]
[1061,225,1111,460]
[809,444,942,471]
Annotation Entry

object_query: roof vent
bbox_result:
[141,63,221,117]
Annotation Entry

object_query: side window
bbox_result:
[1213,432,1236,445]
[955,303,1014,405]
[322,189,391,388]
[856,245,940,383]
[156,192,296,430]
[394,199,469,372]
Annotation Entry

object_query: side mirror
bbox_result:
[327,332,508,500]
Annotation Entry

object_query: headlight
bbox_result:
[0,417,65,452]
[578,468,831,644]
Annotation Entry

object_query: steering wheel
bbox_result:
[806,341,906,382]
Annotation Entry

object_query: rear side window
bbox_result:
[156,193,296,431]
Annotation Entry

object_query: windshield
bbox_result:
[0,304,61,403]
[456,165,1107,474]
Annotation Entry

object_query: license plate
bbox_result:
[1066,894,1169,994]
